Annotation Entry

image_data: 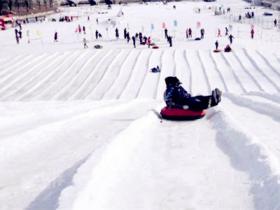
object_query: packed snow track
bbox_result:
[0,48,280,210]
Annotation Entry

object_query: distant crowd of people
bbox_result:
[11,3,280,51]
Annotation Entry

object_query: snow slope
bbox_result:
[0,0,280,210]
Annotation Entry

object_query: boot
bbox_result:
[211,88,222,106]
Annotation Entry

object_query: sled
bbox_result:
[152,45,159,49]
[94,44,103,49]
[213,49,221,53]
[224,48,232,53]
[160,107,206,120]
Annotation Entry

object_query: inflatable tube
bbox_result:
[94,44,103,49]
[213,49,221,53]
[160,107,206,120]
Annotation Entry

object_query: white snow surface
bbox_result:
[0,0,280,210]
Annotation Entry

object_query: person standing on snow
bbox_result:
[54,31,58,42]
[147,36,151,48]
[164,28,168,39]
[139,32,143,44]
[250,28,254,39]
[215,40,219,50]
[167,35,172,47]
[115,28,119,39]
[164,76,222,111]
[126,32,130,43]
[217,28,221,37]
[95,30,99,39]
[124,28,127,39]
[188,28,192,38]
[186,28,189,39]
[200,28,205,39]
[274,19,277,27]
[225,27,229,36]
[83,38,88,48]
[132,36,136,48]
[229,34,234,44]
[15,28,19,44]
[78,25,82,33]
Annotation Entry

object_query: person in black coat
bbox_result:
[132,36,136,48]
[229,34,234,44]
[167,36,172,47]
[164,28,168,39]
[115,28,119,39]
[215,40,219,50]
[164,76,221,111]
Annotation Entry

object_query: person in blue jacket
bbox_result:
[164,76,221,111]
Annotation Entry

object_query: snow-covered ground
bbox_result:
[0,0,280,210]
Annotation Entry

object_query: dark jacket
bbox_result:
[164,84,191,108]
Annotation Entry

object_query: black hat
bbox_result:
[165,76,181,86]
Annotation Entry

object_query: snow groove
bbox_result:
[221,53,247,93]
[2,53,62,101]
[185,50,209,94]
[70,50,115,100]
[232,50,263,91]
[37,52,91,100]
[116,50,141,99]
[121,50,152,99]
[63,51,104,100]
[103,50,139,99]
[51,51,94,100]
[137,49,162,99]
[275,54,280,65]
[0,101,118,140]
[154,49,167,100]
[225,93,280,122]
[0,48,278,101]
[0,55,28,75]
[0,54,54,99]
[103,49,136,100]
[246,91,280,104]
[89,50,130,100]
[197,50,211,93]
[210,109,280,210]
[26,155,92,210]
[54,51,101,100]
[256,51,280,78]
[242,49,280,92]
[0,54,45,91]
[20,51,80,101]
[208,51,228,92]
[183,49,192,94]
[174,49,189,91]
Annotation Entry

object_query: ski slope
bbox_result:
[0,47,280,210]
[0,48,279,101]
[0,0,280,210]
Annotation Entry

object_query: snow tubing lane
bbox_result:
[160,107,206,120]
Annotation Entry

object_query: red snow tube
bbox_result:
[160,107,206,120]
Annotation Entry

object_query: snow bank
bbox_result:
[210,108,280,210]
[56,111,159,210]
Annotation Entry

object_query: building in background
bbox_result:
[0,0,58,15]
[246,0,280,10]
